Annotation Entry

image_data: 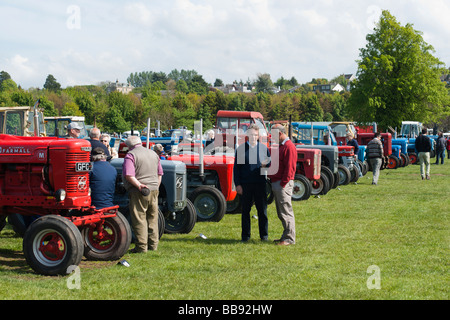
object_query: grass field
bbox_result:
[0,161,448,300]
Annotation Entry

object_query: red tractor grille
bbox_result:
[65,152,90,194]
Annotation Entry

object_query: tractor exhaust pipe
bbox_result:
[33,99,41,137]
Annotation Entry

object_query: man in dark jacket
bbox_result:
[435,132,445,165]
[366,132,383,185]
[234,124,271,242]
[415,128,432,180]
[89,127,111,161]
[89,147,117,209]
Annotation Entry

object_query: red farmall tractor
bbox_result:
[0,135,131,275]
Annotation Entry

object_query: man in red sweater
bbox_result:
[269,124,298,246]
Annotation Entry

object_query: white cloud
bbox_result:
[0,0,448,88]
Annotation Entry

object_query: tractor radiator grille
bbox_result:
[65,152,90,193]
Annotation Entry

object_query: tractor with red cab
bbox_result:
[0,134,131,275]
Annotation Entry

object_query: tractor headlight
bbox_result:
[55,189,66,202]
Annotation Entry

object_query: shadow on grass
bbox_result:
[0,248,33,274]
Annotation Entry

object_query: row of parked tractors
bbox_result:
[0,110,429,275]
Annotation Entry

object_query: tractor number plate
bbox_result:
[75,162,93,172]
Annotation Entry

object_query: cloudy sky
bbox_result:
[1,0,449,89]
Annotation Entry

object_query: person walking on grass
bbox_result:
[366,132,383,185]
[415,128,432,180]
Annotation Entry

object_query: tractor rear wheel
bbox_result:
[23,215,84,276]
[337,164,351,185]
[81,211,132,261]
[292,174,312,201]
[189,186,227,222]
[164,199,197,234]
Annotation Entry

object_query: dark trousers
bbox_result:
[435,149,445,164]
[241,183,268,241]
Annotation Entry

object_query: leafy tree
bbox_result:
[0,79,18,92]
[255,73,273,93]
[214,78,224,87]
[0,71,11,86]
[347,10,448,129]
[175,79,189,94]
[61,102,84,116]
[43,74,61,92]
[303,94,323,122]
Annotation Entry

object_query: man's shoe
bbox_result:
[277,241,291,246]
[426,175,430,180]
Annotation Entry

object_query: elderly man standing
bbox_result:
[123,135,163,253]
[269,124,297,246]
[89,127,111,161]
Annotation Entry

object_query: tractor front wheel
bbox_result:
[189,186,227,222]
[164,199,197,234]
[23,215,84,276]
[387,155,400,169]
[81,211,132,261]
[311,172,330,196]
[292,174,312,201]
[409,152,418,164]
[337,164,351,185]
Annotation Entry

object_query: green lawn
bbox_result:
[0,161,448,300]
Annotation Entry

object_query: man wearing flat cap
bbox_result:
[67,122,83,139]
[89,147,117,209]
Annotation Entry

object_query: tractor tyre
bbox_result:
[311,172,330,196]
[164,199,197,234]
[337,164,351,186]
[292,174,312,201]
[81,211,132,261]
[321,166,335,189]
[363,160,369,176]
[158,209,165,239]
[387,155,400,169]
[226,195,241,214]
[189,186,227,222]
[356,159,366,176]
[400,153,409,167]
[332,172,340,189]
[23,215,84,276]
[349,164,359,183]
[409,152,418,165]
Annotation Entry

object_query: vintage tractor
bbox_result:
[292,147,322,201]
[44,116,88,139]
[168,152,235,222]
[111,158,196,235]
[0,134,131,275]
[357,133,396,169]
[0,105,46,137]
[291,123,362,186]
